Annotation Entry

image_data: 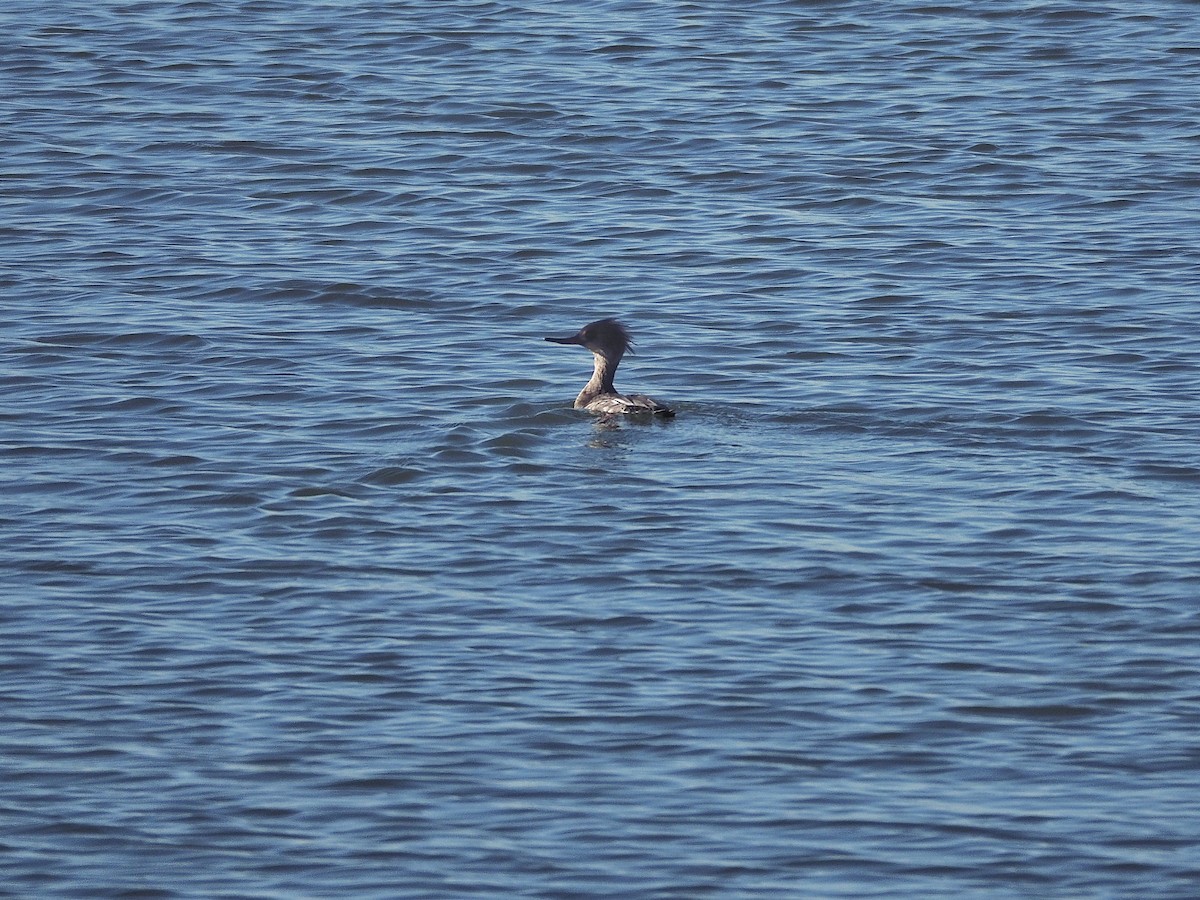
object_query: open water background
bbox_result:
[4,1,1200,896]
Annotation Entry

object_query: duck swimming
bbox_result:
[545,318,675,417]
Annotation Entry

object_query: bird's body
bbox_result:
[544,318,674,417]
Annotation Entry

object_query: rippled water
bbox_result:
[4,1,1200,896]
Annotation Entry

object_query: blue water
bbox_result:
[4,1,1200,896]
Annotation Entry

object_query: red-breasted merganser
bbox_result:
[545,318,675,416]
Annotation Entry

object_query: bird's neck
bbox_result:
[575,351,621,408]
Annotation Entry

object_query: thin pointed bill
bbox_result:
[544,333,584,345]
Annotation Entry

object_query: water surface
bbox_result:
[3,1,1200,896]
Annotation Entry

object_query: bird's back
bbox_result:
[583,392,674,417]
